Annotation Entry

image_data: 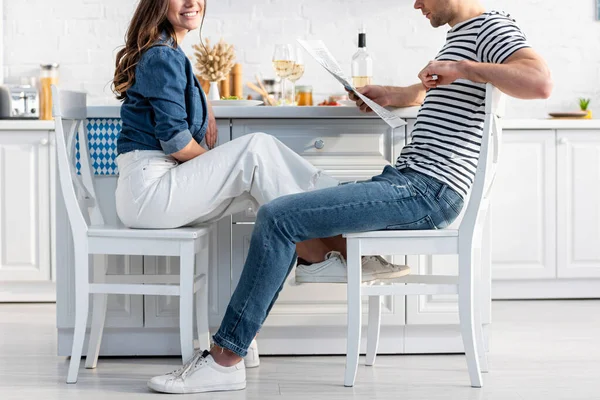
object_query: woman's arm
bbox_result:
[172,137,207,162]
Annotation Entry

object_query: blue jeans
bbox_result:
[212,166,464,356]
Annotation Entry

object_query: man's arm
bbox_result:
[419,48,553,99]
[349,83,427,112]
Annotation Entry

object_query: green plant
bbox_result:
[579,98,591,111]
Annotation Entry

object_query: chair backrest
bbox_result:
[457,83,505,242]
[52,85,105,238]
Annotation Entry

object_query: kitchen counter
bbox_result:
[0,120,55,130]
[503,119,600,130]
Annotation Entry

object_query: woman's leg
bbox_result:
[126,132,339,229]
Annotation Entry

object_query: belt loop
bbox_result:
[436,184,448,200]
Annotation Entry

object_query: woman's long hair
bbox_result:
[112,0,206,100]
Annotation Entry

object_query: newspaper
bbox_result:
[297,39,406,129]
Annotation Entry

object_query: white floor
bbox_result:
[1,301,599,400]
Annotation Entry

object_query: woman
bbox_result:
[114,0,338,231]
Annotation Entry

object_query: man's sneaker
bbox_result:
[244,339,260,368]
[361,255,411,280]
[295,251,410,283]
[147,350,246,394]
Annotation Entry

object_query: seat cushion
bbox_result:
[88,223,211,239]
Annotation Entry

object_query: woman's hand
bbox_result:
[205,103,218,149]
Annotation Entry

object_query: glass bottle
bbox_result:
[351,26,373,88]
[39,64,59,120]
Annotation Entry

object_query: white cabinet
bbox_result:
[491,130,557,280]
[0,129,54,301]
[557,131,600,278]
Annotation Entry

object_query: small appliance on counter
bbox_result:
[0,84,40,119]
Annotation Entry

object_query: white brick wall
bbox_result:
[3,0,600,118]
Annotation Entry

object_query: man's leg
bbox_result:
[211,173,433,364]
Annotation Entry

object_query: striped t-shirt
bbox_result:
[395,11,529,198]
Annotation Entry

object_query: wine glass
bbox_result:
[272,44,294,106]
[287,47,305,105]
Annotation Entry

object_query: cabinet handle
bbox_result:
[314,140,325,149]
[40,138,49,145]
[559,137,569,145]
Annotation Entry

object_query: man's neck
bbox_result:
[448,2,486,27]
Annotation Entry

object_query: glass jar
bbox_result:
[296,85,313,106]
[39,64,59,120]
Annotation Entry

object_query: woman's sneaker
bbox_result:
[147,350,246,394]
[244,339,260,368]
[295,251,410,283]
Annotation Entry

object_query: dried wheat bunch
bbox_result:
[193,38,236,82]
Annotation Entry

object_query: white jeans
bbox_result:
[115,132,339,229]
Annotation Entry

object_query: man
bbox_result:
[148,0,552,394]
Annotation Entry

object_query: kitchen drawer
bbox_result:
[232,119,396,170]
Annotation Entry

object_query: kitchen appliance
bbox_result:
[0,84,40,119]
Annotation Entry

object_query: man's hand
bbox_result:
[418,60,463,89]
[205,104,218,149]
[348,85,390,113]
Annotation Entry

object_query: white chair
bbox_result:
[343,83,505,388]
[52,86,212,384]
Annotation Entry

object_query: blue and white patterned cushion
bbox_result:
[76,118,121,175]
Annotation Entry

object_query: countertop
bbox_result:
[86,105,600,130]
[3,109,600,131]
[0,120,55,130]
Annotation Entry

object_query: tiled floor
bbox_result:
[1,300,599,400]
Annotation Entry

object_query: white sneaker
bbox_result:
[244,339,260,368]
[295,251,410,283]
[147,350,246,394]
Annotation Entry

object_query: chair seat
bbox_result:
[88,223,211,240]
[344,228,459,239]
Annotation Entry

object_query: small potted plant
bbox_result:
[193,38,236,101]
[579,98,592,119]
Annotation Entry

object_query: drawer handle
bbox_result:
[40,138,49,145]
[314,140,325,149]
[559,137,569,145]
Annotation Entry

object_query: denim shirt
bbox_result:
[117,40,209,155]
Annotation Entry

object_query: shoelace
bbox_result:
[325,250,346,264]
[363,255,394,267]
[170,350,210,380]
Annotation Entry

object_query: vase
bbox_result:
[208,81,220,101]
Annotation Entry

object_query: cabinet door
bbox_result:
[557,131,600,278]
[491,130,556,279]
[0,131,51,282]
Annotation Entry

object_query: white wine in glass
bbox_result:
[288,48,305,105]
[272,44,294,105]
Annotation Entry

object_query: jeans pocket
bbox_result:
[141,159,177,185]
[385,215,436,230]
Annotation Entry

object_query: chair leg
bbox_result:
[86,255,108,369]
[458,249,483,388]
[85,294,107,369]
[195,244,211,350]
[366,296,381,367]
[67,248,90,384]
[473,246,489,373]
[179,242,196,364]
[344,239,362,387]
